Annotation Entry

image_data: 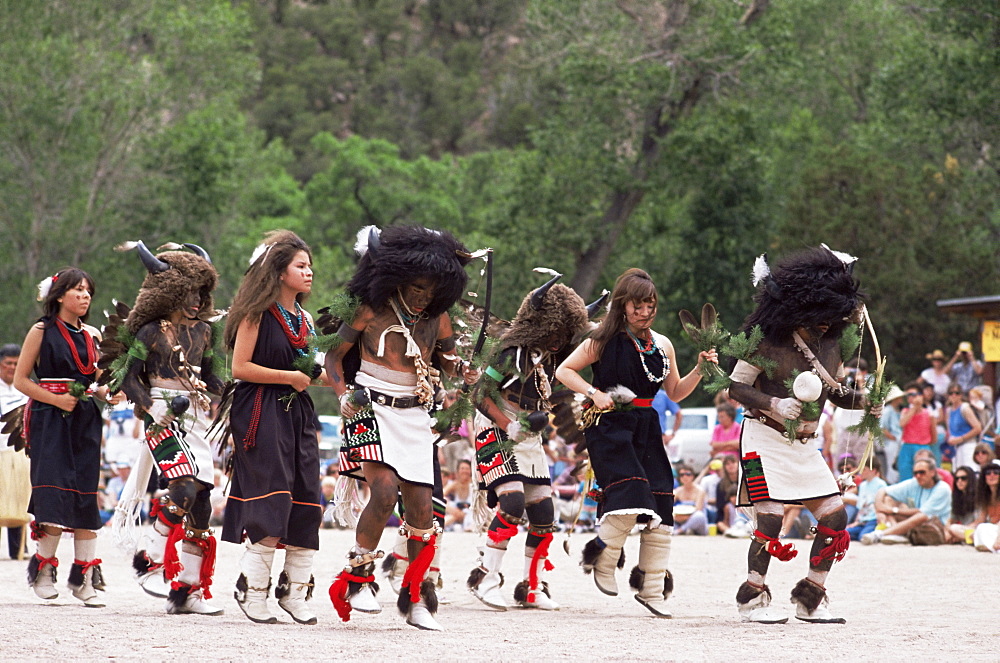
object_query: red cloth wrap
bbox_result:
[811,525,850,566]
[487,512,520,545]
[401,533,437,605]
[754,529,798,562]
[527,532,555,601]
[161,522,186,580]
[328,571,375,623]
[178,534,218,599]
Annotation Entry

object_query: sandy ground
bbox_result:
[1,526,998,662]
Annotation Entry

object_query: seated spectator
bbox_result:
[210,468,228,526]
[714,455,740,529]
[720,484,752,538]
[443,459,475,531]
[696,458,723,523]
[709,404,741,458]
[320,476,337,529]
[915,447,953,488]
[836,455,860,524]
[971,460,1000,553]
[846,458,888,541]
[863,458,951,545]
[673,464,708,535]
[973,442,996,472]
[944,465,978,543]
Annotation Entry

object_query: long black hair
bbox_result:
[41,267,95,325]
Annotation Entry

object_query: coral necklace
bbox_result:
[269,302,311,350]
[55,318,97,375]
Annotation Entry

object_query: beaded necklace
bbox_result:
[626,328,669,383]
[269,302,313,355]
[55,318,97,376]
[394,295,426,326]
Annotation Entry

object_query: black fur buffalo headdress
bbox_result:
[743,245,864,343]
[346,225,471,317]
[118,241,218,333]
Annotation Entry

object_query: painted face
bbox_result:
[182,289,203,320]
[281,251,313,294]
[624,298,656,332]
[400,277,436,314]
[58,279,92,320]
[0,356,17,384]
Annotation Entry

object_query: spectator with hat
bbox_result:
[919,349,951,399]
[945,342,983,394]
[880,384,906,483]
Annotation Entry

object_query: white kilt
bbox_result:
[737,418,839,506]
[474,399,551,491]
[146,387,215,486]
[339,371,435,488]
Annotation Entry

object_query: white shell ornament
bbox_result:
[792,372,823,402]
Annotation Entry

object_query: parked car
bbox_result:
[318,414,342,464]
[664,406,718,472]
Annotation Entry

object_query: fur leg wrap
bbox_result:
[27,553,58,586]
[737,580,770,605]
[69,559,106,591]
[329,549,383,623]
[790,577,826,613]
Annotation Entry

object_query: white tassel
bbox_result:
[532,267,561,277]
[35,276,54,302]
[114,241,140,252]
[111,445,154,555]
[751,254,770,287]
[156,242,184,251]
[354,225,380,257]
[821,243,858,266]
[333,475,364,528]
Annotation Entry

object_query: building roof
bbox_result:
[936,295,1000,318]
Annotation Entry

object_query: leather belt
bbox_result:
[506,393,542,411]
[748,408,817,442]
[368,389,423,409]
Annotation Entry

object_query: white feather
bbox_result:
[248,243,271,265]
[156,242,183,251]
[605,384,638,404]
[354,225,380,257]
[35,276,53,302]
[114,241,139,252]
[821,243,858,266]
[751,254,770,287]
[532,267,561,277]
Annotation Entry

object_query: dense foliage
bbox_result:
[1,0,996,402]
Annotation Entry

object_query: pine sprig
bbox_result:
[326,292,362,325]
[207,318,230,382]
[839,324,862,363]
[107,326,148,393]
[725,325,778,378]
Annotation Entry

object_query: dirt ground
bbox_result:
[2,527,997,662]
